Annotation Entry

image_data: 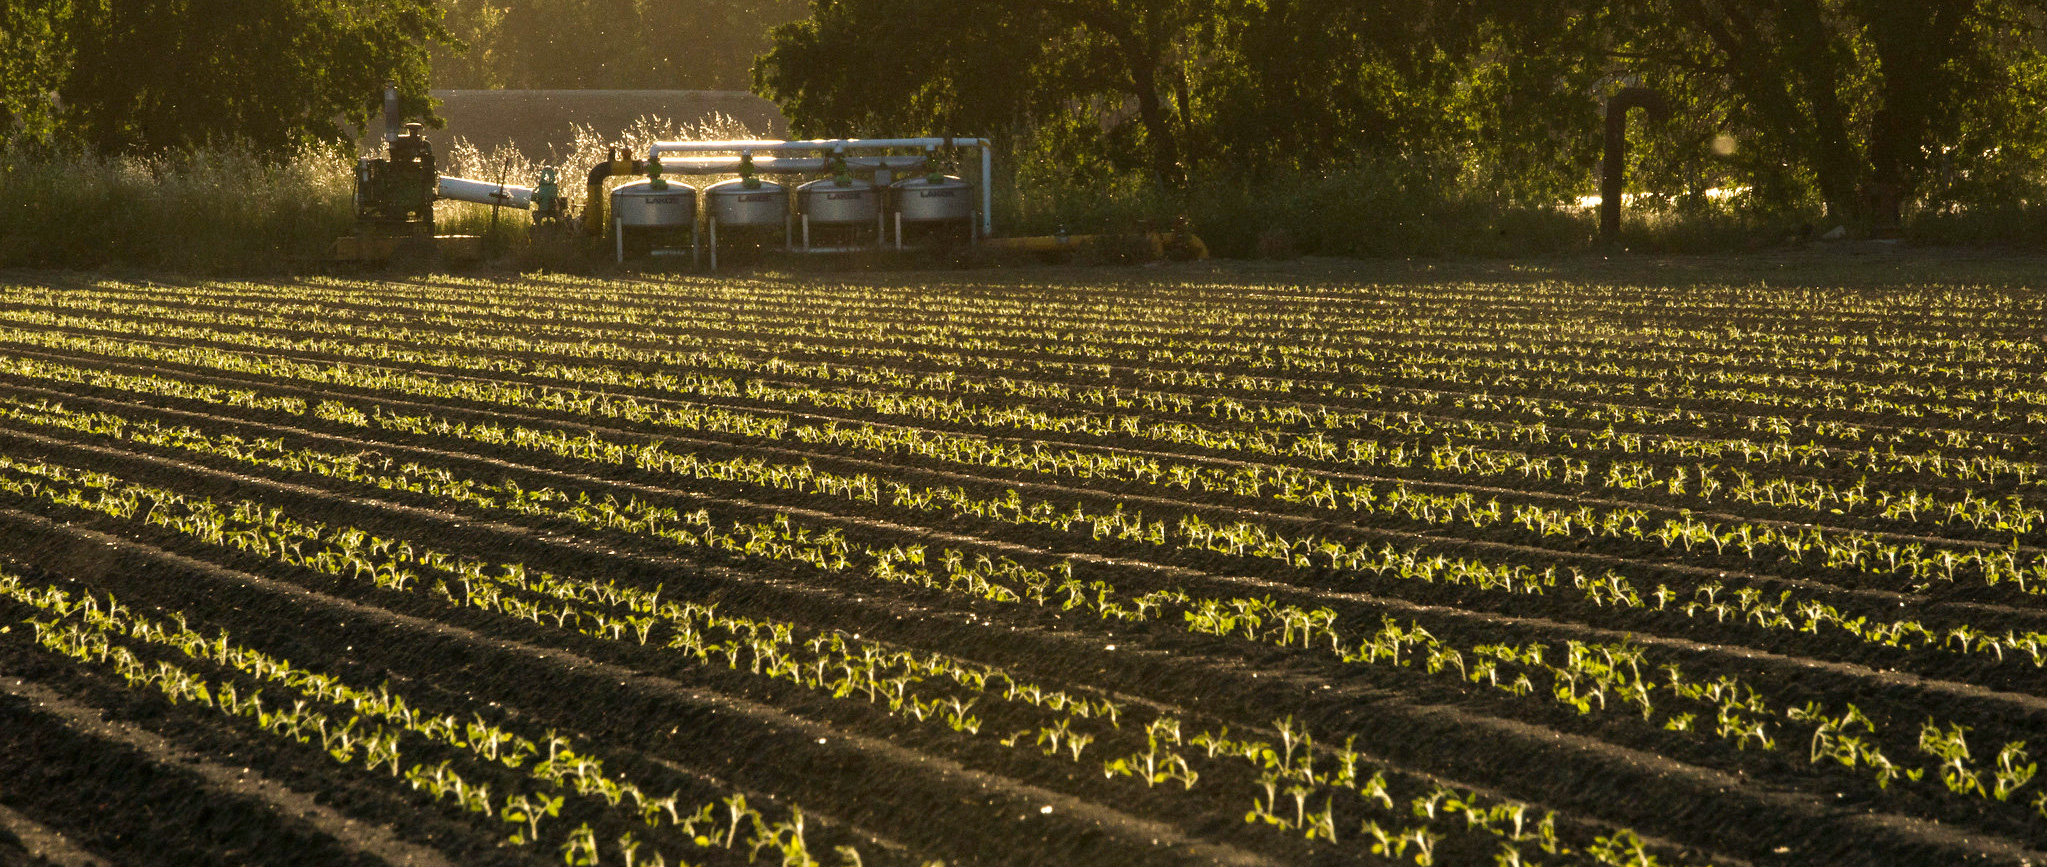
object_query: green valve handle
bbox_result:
[533,165,560,211]
[739,152,761,190]
[647,158,668,191]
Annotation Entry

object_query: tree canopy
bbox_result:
[754,0,2047,228]
[3,0,447,154]
[431,0,808,91]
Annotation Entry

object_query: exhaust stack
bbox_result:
[382,83,401,144]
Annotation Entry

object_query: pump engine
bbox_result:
[355,122,438,227]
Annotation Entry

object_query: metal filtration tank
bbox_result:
[891,174,974,224]
[705,178,790,228]
[889,174,974,248]
[798,177,880,224]
[610,180,697,262]
[704,178,790,268]
[797,176,880,249]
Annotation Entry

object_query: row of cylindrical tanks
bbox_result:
[610,171,975,253]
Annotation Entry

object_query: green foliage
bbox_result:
[434,0,809,90]
[760,0,2047,249]
[0,0,73,145]
[1611,0,2047,229]
[53,0,450,154]
[753,0,1057,139]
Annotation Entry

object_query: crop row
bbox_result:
[0,444,1712,866]
[11,277,2042,463]
[0,415,2039,848]
[28,277,2043,381]
[6,296,2042,490]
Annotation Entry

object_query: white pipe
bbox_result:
[439,176,533,209]
[653,155,929,175]
[980,147,993,236]
[648,138,990,157]
[614,218,624,263]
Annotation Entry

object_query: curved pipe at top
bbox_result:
[582,155,647,236]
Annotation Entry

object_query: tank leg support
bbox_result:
[710,217,719,271]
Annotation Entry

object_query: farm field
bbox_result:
[0,262,2041,866]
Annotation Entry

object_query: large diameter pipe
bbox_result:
[647,137,990,157]
[653,155,930,174]
[438,176,534,209]
[583,156,643,236]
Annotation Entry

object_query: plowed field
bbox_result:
[0,266,2042,866]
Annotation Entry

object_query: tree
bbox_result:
[433,0,809,90]
[0,0,74,145]
[756,0,1214,183]
[55,0,450,154]
[756,0,2047,234]
[755,0,1610,190]
[1620,0,2047,229]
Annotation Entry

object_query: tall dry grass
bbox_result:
[434,112,758,239]
[0,112,759,273]
[0,141,355,273]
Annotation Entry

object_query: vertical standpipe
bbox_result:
[382,83,401,144]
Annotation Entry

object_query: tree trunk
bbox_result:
[1125,53,1184,184]
[1014,0,1185,184]
[1778,0,1864,225]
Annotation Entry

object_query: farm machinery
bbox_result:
[340,85,1202,267]
[582,137,988,267]
[582,139,1202,267]
[333,86,568,264]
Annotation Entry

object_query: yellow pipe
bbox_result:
[583,158,645,237]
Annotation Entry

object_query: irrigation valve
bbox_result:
[831,150,852,187]
[739,151,761,190]
[647,159,668,192]
[532,165,565,226]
